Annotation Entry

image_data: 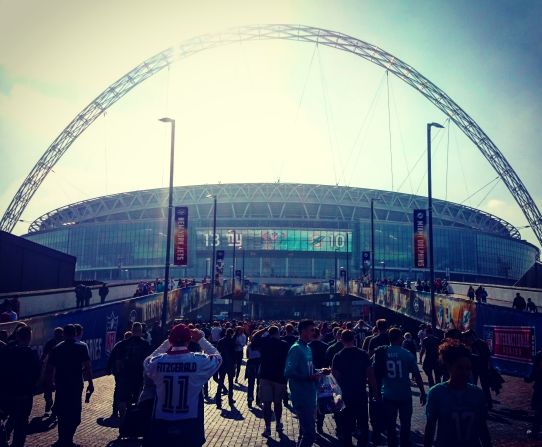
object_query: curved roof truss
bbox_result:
[29,183,519,240]
[2,24,541,246]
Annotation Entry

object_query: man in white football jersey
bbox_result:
[144,323,222,446]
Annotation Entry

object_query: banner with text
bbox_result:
[484,326,536,364]
[173,207,188,266]
[413,209,427,268]
[215,250,225,286]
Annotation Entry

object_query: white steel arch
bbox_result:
[2,24,541,246]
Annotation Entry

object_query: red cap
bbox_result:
[169,323,191,345]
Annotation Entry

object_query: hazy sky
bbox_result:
[1,0,541,248]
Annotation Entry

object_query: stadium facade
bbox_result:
[23,183,539,285]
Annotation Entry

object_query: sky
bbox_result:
[1,0,541,248]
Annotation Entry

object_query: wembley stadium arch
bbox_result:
[2,24,541,249]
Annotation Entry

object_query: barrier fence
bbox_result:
[350,282,540,377]
[0,283,216,372]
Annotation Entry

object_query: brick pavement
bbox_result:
[21,368,541,447]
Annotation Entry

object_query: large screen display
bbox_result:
[197,228,352,252]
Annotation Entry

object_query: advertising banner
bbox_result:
[373,285,476,331]
[484,326,536,364]
[413,209,427,268]
[215,250,225,286]
[173,207,188,266]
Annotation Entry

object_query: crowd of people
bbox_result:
[512,292,538,312]
[0,315,541,447]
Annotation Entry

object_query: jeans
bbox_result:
[423,363,440,387]
[233,351,243,380]
[215,367,234,407]
[295,406,316,447]
[3,396,33,447]
[55,386,83,447]
[383,399,413,447]
[341,398,369,447]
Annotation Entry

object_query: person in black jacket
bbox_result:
[41,327,64,414]
[310,327,329,433]
[45,324,94,447]
[251,325,290,436]
[0,325,41,447]
[216,328,236,409]
[114,322,151,417]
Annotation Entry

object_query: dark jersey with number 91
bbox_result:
[426,382,487,447]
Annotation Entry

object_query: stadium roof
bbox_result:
[27,183,520,239]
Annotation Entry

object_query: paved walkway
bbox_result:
[21,369,540,447]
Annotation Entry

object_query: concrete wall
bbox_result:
[0,282,142,317]
[449,281,542,308]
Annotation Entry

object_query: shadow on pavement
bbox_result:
[266,431,297,446]
[27,414,57,434]
[97,416,121,428]
[105,439,141,447]
[220,407,245,420]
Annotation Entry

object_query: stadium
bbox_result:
[22,183,539,285]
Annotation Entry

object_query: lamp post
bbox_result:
[380,261,386,280]
[427,122,444,329]
[206,194,217,322]
[346,232,350,295]
[334,248,338,294]
[158,117,175,335]
[230,229,237,319]
[370,198,380,320]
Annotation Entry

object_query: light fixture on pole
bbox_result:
[206,194,217,322]
[230,229,237,319]
[427,121,444,329]
[370,197,380,320]
[158,117,175,335]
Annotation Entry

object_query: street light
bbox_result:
[206,194,217,322]
[427,121,444,329]
[159,117,175,335]
[380,261,386,280]
[370,197,380,319]
[229,229,237,319]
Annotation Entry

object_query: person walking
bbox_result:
[526,350,542,440]
[41,327,64,414]
[45,324,94,447]
[332,329,379,447]
[233,326,246,383]
[74,284,85,308]
[462,330,493,410]
[285,319,323,447]
[114,322,152,417]
[368,319,390,356]
[143,323,222,447]
[83,286,92,307]
[98,283,109,304]
[0,325,41,447]
[420,327,441,387]
[527,298,538,313]
[424,340,492,447]
[251,325,290,436]
[309,327,330,433]
[512,293,527,311]
[215,328,236,409]
[245,340,261,408]
[373,328,426,447]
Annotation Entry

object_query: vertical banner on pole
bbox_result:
[173,207,188,266]
[339,268,347,296]
[234,269,242,296]
[215,250,225,286]
[413,209,427,268]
